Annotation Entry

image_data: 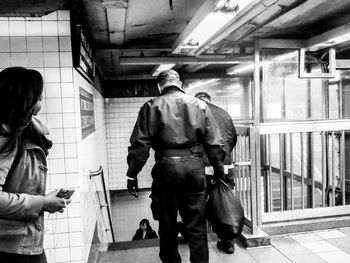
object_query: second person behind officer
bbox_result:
[195,91,237,254]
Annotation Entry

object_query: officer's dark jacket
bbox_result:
[204,102,237,166]
[127,87,225,179]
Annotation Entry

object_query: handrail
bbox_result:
[259,119,350,134]
[90,166,116,243]
[263,165,324,190]
[234,125,260,234]
[90,166,103,178]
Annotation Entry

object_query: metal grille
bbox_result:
[235,121,350,232]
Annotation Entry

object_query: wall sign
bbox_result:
[80,87,95,139]
[72,24,95,83]
[104,79,160,98]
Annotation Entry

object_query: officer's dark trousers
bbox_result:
[151,156,208,263]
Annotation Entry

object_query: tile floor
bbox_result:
[98,227,350,263]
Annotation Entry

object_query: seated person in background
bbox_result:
[132,219,158,241]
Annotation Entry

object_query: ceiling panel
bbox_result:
[124,0,205,46]
[106,8,126,45]
[238,0,350,43]
[81,0,110,45]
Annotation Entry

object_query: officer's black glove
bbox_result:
[127,178,139,198]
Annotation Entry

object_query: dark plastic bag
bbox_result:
[206,179,244,239]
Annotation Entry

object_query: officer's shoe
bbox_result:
[217,240,234,254]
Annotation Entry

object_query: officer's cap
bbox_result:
[157,70,183,92]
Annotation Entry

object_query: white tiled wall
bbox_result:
[105,97,155,190]
[105,98,160,242]
[0,11,110,263]
[74,71,111,262]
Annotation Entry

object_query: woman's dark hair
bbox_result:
[140,219,151,229]
[0,67,52,155]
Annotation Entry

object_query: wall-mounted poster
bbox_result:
[72,24,95,84]
[80,87,95,139]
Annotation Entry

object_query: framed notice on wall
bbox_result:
[80,87,95,139]
[72,24,95,83]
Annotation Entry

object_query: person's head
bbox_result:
[0,67,43,131]
[0,67,45,154]
[139,218,150,231]
[195,92,211,103]
[157,69,183,94]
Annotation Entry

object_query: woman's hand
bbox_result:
[43,190,71,213]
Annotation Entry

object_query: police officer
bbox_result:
[126,70,225,263]
[195,91,237,254]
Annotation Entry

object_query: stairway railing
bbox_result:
[90,166,116,242]
[234,120,350,234]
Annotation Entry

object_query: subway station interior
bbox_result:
[1,0,350,262]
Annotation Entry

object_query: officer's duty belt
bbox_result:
[156,147,203,161]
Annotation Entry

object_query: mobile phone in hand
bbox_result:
[56,188,75,199]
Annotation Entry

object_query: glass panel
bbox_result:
[325,70,350,120]
[341,71,350,118]
[261,49,327,122]
[184,78,253,121]
[328,76,340,119]
[310,78,325,119]
[330,70,350,119]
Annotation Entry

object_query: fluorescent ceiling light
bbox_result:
[151,64,176,77]
[180,12,233,50]
[186,79,219,92]
[227,63,254,74]
[173,0,254,54]
[271,51,298,61]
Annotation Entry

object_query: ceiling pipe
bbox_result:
[194,0,279,56]
[119,55,251,65]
